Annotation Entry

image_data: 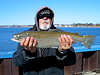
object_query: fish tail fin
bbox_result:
[81,36,95,49]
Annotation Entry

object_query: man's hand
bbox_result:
[20,37,37,53]
[58,34,73,52]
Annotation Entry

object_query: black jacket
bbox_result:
[13,6,76,75]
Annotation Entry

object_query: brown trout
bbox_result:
[11,30,95,49]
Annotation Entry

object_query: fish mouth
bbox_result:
[11,38,20,42]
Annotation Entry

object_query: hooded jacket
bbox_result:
[13,6,76,75]
[29,6,56,31]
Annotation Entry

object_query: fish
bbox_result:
[11,29,95,49]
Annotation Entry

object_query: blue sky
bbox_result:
[0,0,100,25]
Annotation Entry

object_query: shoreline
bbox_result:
[0,26,100,28]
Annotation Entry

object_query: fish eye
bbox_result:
[13,34,18,38]
[17,35,20,37]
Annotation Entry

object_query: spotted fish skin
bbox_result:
[11,30,95,49]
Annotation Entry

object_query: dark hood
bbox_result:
[32,6,56,31]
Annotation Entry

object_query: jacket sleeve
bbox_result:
[56,47,76,66]
[13,44,38,67]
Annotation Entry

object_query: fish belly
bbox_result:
[36,37,58,48]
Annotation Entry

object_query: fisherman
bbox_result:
[13,6,76,75]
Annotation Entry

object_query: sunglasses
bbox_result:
[38,14,52,19]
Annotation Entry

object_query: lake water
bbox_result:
[0,27,100,58]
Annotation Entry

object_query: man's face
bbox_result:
[39,16,52,30]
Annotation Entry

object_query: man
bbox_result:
[13,6,76,75]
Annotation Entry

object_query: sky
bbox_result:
[0,0,100,25]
